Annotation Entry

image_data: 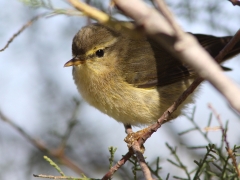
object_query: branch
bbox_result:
[0,13,46,52]
[131,142,153,180]
[33,174,77,179]
[67,0,240,178]
[123,26,240,176]
[115,0,239,177]
[113,0,240,112]
[68,0,109,23]
[67,0,135,35]
[101,151,133,180]
[0,109,84,175]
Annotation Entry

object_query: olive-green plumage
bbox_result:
[65,23,240,126]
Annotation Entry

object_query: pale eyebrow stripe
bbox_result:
[85,37,118,56]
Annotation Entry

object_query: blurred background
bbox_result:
[0,0,240,179]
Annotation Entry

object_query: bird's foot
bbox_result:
[124,128,150,153]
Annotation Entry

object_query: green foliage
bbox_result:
[108,146,117,169]
[35,156,99,180]
[43,156,65,176]
[20,0,53,9]
[3,1,240,179]
[128,155,142,180]
[193,144,217,179]
[165,142,240,179]
[166,143,191,179]
[170,107,240,179]
[148,157,164,180]
[25,108,240,179]
[125,107,239,179]
[19,0,83,16]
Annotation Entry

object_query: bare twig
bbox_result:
[132,142,153,180]
[0,109,84,175]
[58,99,80,154]
[0,13,46,52]
[47,9,83,17]
[101,151,133,180]
[33,174,77,179]
[215,29,240,63]
[208,104,240,177]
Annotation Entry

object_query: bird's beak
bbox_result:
[64,57,84,67]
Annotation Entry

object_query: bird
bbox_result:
[64,23,240,127]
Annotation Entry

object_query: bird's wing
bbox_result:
[123,34,235,88]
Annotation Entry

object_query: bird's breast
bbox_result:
[72,65,165,125]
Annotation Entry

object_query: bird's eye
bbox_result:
[95,49,104,57]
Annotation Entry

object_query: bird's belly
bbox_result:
[81,87,162,125]
[73,67,195,125]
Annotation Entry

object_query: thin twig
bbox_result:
[0,109,84,175]
[101,151,133,180]
[59,99,80,153]
[0,13,46,52]
[33,174,77,179]
[102,125,134,180]
[132,142,153,180]
[215,29,240,63]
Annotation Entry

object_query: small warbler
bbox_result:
[65,23,240,126]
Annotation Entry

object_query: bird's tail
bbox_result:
[195,34,240,63]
